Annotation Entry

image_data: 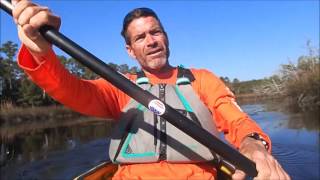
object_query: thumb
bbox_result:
[11,0,19,6]
[232,170,246,180]
[23,24,40,40]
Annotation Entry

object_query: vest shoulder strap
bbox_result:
[135,65,196,86]
[136,71,149,85]
[176,65,195,85]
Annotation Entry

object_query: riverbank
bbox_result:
[236,93,281,104]
[0,105,113,139]
[236,93,319,112]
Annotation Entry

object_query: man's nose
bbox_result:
[146,34,157,47]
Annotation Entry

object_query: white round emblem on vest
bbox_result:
[148,99,165,115]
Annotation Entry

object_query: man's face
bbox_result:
[126,16,169,72]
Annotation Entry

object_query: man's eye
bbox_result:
[135,35,144,42]
[152,30,162,35]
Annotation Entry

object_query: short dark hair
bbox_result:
[121,7,165,45]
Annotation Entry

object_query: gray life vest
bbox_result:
[108,67,220,164]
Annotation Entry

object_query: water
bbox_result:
[241,104,319,179]
[0,103,319,179]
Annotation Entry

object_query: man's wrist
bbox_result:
[246,132,269,151]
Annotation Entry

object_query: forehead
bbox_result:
[127,16,162,35]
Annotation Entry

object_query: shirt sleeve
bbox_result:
[17,45,127,119]
[192,69,272,152]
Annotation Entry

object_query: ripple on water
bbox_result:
[272,142,319,179]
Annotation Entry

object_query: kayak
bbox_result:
[73,161,118,180]
[73,161,231,180]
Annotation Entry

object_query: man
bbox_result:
[12,0,290,179]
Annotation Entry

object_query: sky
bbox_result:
[1,0,319,81]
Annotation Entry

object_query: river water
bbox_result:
[0,102,319,179]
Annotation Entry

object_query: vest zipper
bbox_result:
[158,83,167,160]
[153,114,158,147]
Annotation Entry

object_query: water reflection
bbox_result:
[1,119,113,168]
[241,99,319,131]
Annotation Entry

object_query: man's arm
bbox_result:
[17,45,123,119]
[191,69,270,148]
[192,68,290,179]
[13,0,125,119]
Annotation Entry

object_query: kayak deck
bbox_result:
[73,161,118,180]
[73,161,230,180]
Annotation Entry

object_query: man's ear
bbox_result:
[126,44,136,59]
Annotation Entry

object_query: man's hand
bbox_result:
[12,0,61,56]
[232,137,290,180]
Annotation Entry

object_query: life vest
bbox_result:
[109,66,220,164]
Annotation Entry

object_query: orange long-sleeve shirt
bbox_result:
[18,45,271,179]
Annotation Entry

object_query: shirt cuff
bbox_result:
[17,45,55,72]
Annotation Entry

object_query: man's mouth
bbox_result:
[147,49,163,56]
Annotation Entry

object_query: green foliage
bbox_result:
[17,75,57,106]
[220,76,269,95]
[17,76,45,106]
[58,56,100,79]
[232,79,269,95]
[0,41,21,103]
[107,62,139,74]
[0,41,17,60]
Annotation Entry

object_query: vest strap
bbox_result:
[176,77,190,85]
[174,86,193,112]
[136,77,149,85]
[136,71,149,85]
[177,65,195,84]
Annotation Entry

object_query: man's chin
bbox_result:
[147,58,167,68]
[143,62,168,73]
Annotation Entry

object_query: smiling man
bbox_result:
[12,0,289,179]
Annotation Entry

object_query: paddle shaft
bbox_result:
[0,0,258,177]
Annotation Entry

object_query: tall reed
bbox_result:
[254,42,319,111]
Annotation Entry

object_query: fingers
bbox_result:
[252,151,273,179]
[12,0,34,23]
[11,0,61,54]
[252,151,290,180]
[232,169,245,180]
[12,0,60,30]
[239,137,290,180]
[19,6,50,27]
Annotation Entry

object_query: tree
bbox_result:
[57,55,98,79]
[108,62,119,71]
[17,76,45,106]
[231,78,241,94]
[129,66,139,74]
[118,64,129,73]
[220,76,230,84]
[232,78,240,84]
[0,41,21,103]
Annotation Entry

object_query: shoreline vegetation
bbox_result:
[225,41,319,112]
[1,40,319,125]
[0,105,114,139]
